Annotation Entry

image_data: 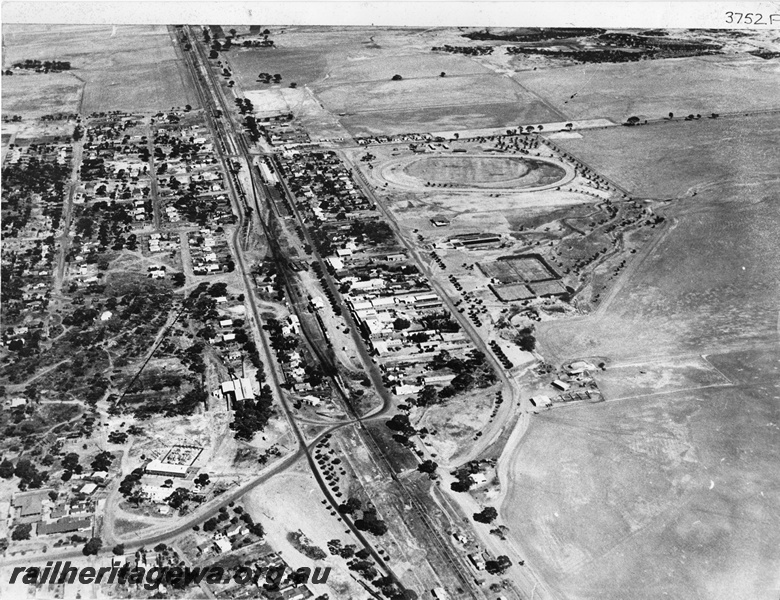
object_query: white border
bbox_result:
[3,2,780,29]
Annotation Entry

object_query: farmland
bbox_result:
[518,54,780,122]
[1,24,199,113]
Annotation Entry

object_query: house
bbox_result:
[79,483,98,495]
[302,395,322,407]
[468,553,486,570]
[38,516,92,536]
[12,492,46,523]
[213,536,232,554]
[469,473,488,486]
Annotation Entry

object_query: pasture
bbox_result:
[518,54,780,122]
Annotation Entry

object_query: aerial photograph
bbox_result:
[1,5,779,600]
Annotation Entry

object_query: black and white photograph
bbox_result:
[1,2,779,599]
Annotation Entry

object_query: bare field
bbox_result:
[503,375,780,600]
[315,73,538,113]
[594,356,732,400]
[539,115,780,362]
[1,72,83,115]
[323,52,491,83]
[504,111,780,600]
[518,55,780,122]
[1,24,198,114]
[339,100,557,136]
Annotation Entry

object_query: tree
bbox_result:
[338,497,362,514]
[525,125,535,133]
[417,460,438,474]
[82,537,102,556]
[12,523,32,541]
[391,74,403,81]
[393,317,411,330]
[514,326,536,352]
[416,385,438,407]
[112,544,125,556]
[473,507,498,524]
[440,72,446,77]
[625,116,640,126]
[668,112,674,119]
[485,555,512,575]
[565,122,573,131]
[0,459,14,479]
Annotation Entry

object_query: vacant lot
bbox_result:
[519,54,780,122]
[2,24,198,113]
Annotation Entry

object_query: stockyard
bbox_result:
[1,15,780,600]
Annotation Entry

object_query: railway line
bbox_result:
[184,26,493,598]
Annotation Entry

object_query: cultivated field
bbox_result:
[518,54,780,122]
[1,24,199,114]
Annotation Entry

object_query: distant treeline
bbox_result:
[463,28,606,42]
[12,59,72,72]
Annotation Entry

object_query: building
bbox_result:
[145,460,190,478]
[552,380,570,392]
[469,473,488,486]
[530,395,553,408]
[220,378,254,405]
[38,516,92,536]
[12,491,46,523]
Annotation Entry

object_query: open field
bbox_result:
[502,370,780,600]
[537,115,780,362]
[339,100,558,136]
[1,24,198,113]
[500,110,780,600]
[1,72,83,115]
[593,356,732,400]
[518,54,780,122]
